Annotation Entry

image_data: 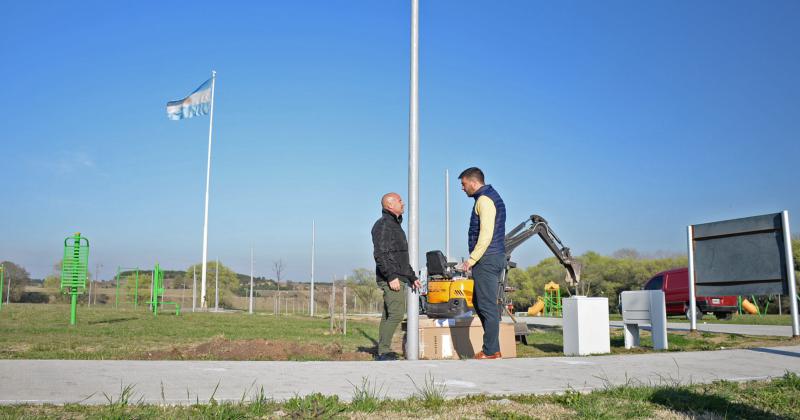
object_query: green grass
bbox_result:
[1,372,798,419]
[0,304,794,360]
[0,303,380,360]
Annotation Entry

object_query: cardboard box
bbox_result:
[404,317,516,359]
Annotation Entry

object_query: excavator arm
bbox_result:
[504,214,582,286]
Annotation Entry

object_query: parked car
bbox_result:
[642,268,738,320]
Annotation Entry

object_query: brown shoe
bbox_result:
[473,351,502,359]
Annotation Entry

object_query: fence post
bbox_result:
[343,285,347,335]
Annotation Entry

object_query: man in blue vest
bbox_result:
[458,167,506,359]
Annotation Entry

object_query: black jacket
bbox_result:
[371,209,418,285]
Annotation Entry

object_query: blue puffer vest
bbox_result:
[468,184,506,256]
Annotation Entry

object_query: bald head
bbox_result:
[381,192,405,216]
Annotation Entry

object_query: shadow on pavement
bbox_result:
[748,347,800,358]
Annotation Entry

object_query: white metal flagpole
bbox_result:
[445,169,450,261]
[310,219,316,317]
[200,70,216,309]
[406,0,420,361]
[687,225,697,332]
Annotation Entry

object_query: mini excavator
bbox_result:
[425,214,582,342]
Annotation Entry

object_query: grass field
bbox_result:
[0,372,797,419]
[0,304,380,360]
[0,304,795,360]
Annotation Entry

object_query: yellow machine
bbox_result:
[426,275,475,318]
[425,250,475,317]
[424,215,582,320]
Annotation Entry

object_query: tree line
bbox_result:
[3,237,798,309]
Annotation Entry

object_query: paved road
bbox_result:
[1,345,798,405]
[515,316,795,337]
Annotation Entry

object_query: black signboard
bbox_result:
[692,213,789,296]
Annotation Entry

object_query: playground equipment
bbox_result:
[60,233,89,325]
[527,298,544,316]
[114,267,142,308]
[740,298,758,315]
[147,263,180,316]
[738,295,778,316]
[526,282,563,317]
[544,281,562,317]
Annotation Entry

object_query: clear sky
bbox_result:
[2,1,798,281]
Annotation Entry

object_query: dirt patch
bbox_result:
[142,337,373,361]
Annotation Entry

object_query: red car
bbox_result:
[643,268,738,320]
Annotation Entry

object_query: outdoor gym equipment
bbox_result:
[114,267,142,308]
[147,263,180,316]
[61,233,89,325]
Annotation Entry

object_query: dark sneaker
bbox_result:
[375,352,399,361]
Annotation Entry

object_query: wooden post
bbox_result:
[329,283,335,333]
[343,285,347,335]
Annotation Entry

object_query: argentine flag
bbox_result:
[166,78,212,120]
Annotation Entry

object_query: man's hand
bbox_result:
[456,260,473,272]
[412,279,422,290]
[389,278,401,291]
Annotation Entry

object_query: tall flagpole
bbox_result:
[406,0,420,361]
[445,169,450,261]
[310,219,316,317]
[200,70,216,309]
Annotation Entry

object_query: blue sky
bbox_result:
[2,1,798,281]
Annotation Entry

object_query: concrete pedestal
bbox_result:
[562,296,610,356]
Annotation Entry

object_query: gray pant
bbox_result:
[472,253,505,355]
[378,281,406,355]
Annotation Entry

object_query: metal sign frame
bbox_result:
[687,211,798,336]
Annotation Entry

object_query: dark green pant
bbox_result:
[378,281,407,355]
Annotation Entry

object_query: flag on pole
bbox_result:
[166,78,212,120]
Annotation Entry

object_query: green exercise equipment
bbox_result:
[114,267,142,309]
[61,233,89,325]
[147,263,180,316]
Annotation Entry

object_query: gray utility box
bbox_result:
[620,290,668,350]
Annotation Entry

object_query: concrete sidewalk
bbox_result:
[1,345,798,405]
[516,316,795,337]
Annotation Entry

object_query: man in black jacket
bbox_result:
[371,192,421,360]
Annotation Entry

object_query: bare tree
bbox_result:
[273,259,285,289]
